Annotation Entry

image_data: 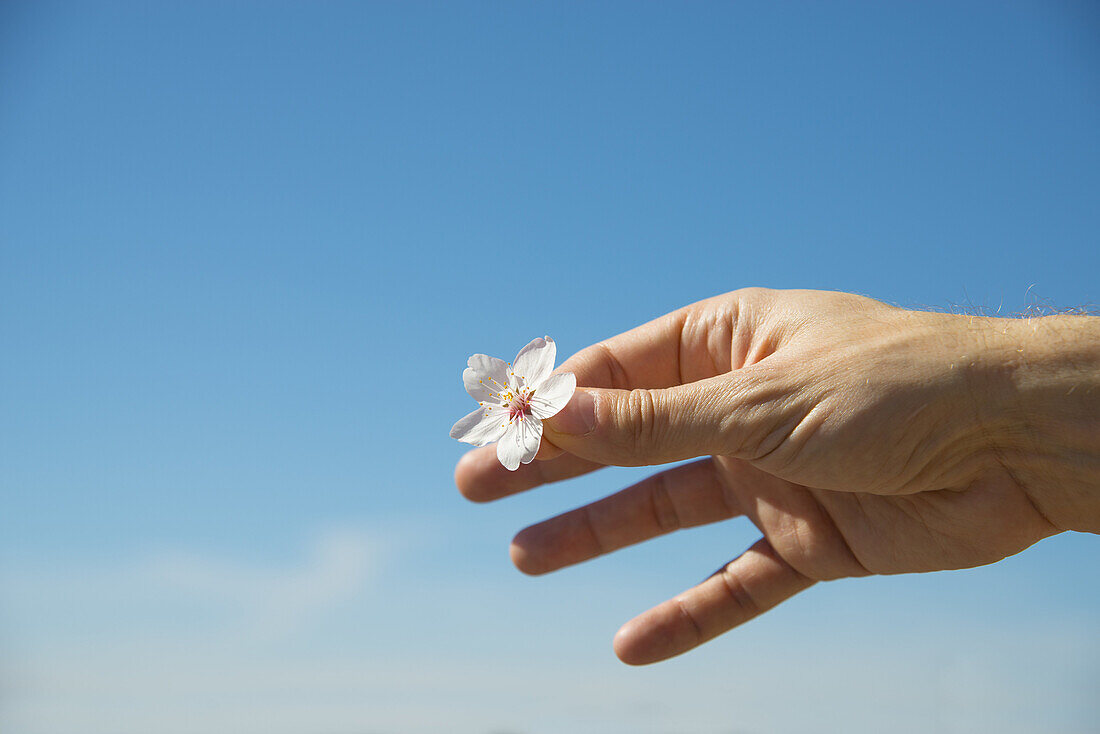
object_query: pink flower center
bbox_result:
[508,391,533,422]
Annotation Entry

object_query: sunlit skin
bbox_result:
[455,288,1100,665]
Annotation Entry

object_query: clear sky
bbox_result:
[1,2,1098,732]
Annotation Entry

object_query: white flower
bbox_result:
[450,336,576,471]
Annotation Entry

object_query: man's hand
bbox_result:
[454,288,1100,664]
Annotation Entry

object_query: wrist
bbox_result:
[971,314,1100,533]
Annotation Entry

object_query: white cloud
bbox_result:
[0,526,384,647]
[1,531,1097,734]
[3,622,1097,734]
[144,527,379,639]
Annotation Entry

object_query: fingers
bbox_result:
[510,459,740,574]
[533,438,565,461]
[554,307,691,391]
[553,288,780,392]
[454,444,604,503]
[613,538,815,665]
[455,292,778,496]
[543,369,779,467]
[453,306,712,501]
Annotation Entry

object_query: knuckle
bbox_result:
[718,568,762,618]
[710,378,758,455]
[589,341,630,388]
[672,596,705,644]
[581,504,610,556]
[649,471,681,534]
[558,341,629,390]
[620,388,662,459]
[730,286,775,302]
[712,368,798,460]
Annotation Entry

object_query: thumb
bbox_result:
[543,377,745,466]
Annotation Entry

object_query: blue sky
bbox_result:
[1,2,1098,732]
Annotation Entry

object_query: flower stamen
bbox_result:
[451,337,575,471]
[507,390,533,423]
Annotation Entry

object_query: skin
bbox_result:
[454,288,1100,665]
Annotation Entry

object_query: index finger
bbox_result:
[556,307,688,391]
[557,287,773,391]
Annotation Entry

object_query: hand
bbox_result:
[454,288,1099,664]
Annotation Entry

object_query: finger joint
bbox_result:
[718,567,763,619]
[649,471,681,534]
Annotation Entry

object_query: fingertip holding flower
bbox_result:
[450,336,576,470]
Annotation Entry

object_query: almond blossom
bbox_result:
[450,336,576,471]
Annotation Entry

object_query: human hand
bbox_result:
[454,288,1100,664]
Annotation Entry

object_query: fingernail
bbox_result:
[548,389,597,436]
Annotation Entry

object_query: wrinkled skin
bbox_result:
[455,288,1098,664]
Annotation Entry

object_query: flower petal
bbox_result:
[464,353,511,400]
[512,336,556,389]
[450,406,508,447]
[528,372,576,419]
[495,416,543,471]
[463,367,505,404]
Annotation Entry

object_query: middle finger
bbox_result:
[510,459,742,574]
